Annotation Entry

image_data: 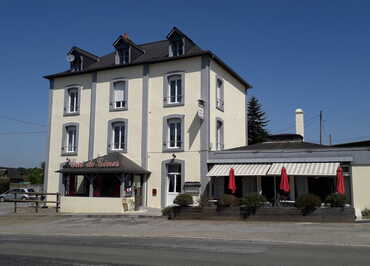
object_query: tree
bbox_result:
[27,168,44,184]
[248,96,269,144]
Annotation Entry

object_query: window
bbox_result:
[164,73,184,106]
[112,122,125,151]
[71,55,83,72]
[168,75,182,104]
[67,88,79,113]
[168,119,182,149]
[163,115,184,152]
[62,123,79,155]
[110,79,128,111]
[64,86,81,116]
[119,49,130,64]
[108,119,128,153]
[168,164,182,193]
[216,119,224,150]
[113,81,126,109]
[66,126,77,153]
[216,77,224,111]
[171,40,184,57]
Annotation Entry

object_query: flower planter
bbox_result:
[165,205,355,222]
[215,206,242,220]
[246,207,355,222]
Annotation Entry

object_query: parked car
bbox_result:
[0,188,36,202]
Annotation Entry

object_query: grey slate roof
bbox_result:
[333,140,370,148]
[228,141,329,151]
[43,29,252,88]
[69,46,100,60]
[58,152,150,175]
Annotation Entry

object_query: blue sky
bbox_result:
[0,0,369,167]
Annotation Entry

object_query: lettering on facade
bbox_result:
[65,158,120,168]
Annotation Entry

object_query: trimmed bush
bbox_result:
[218,194,240,207]
[361,208,370,218]
[173,193,193,207]
[161,206,173,217]
[241,193,266,209]
[296,194,321,215]
[325,193,346,207]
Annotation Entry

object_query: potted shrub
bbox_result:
[362,208,370,218]
[161,206,174,219]
[215,194,241,219]
[240,193,266,217]
[217,194,240,208]
[325,193,346,208]
[163,194,194,219]
[296,194,321,216]
[174,193,194,206]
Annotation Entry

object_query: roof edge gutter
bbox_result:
[207,157,353,164]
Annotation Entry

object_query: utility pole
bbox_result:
[320,111,323,145]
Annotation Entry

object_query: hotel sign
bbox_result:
[65,159,120,169]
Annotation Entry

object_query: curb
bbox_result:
[0,214,164,219]
[355,219,370,223]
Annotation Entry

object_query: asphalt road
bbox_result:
[0,234,369,266]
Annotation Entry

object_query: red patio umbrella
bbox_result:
[228,168,236,194]
[336,167,345,195]
[279,167,290,193]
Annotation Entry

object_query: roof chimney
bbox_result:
[295,108,304,139]
[123,33,129,39]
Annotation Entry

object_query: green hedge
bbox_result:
[296,194,321,215]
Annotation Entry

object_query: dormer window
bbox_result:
[172,40,184,56]
[118,48,130,64]
[71,55,83,72]
[67,47,99,72]
[113,33,144,65]
[170,40,184,57]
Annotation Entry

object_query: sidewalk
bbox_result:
[5,204,163,218]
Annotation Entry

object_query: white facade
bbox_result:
[44,31,250,210]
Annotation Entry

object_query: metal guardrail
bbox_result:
[8,192,61,214]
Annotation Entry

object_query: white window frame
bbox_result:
[107,118,128,153]
[68,88,78,113]
[216,77,224,111]
[62,123,79,156]
[64,85,81,116]
[163,115,184,152]
[113,81,126,109]
[167,119,182,149]
[112,122,125,151]
[110,79,128,112]
[66,126,76,153]
[216,119,224,151]
[168,168,182,193]
[167,75,182,104]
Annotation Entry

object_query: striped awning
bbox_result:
[207,164,272,177]
[267,162,340,176]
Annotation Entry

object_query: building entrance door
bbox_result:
[167,173,181,206]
